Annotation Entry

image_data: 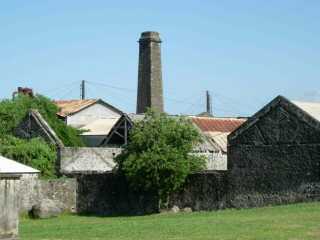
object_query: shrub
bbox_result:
[115,109,206,207]
[0,135,56,178]
[0,94,84,146]
[0,94,84,177]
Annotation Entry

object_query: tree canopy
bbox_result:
[115,109,206,207]
[0,94,84,177]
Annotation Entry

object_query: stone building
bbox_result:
[0,156,39,240]
[228,95,320,206]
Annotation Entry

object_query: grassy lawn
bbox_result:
[20,202,320,240]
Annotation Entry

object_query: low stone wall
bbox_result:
[169,172,229,211]
[75,172,229,215]
[228,182,320,209]
[19,178,77,213]
[75,172,320,215]
[76,173,158,216]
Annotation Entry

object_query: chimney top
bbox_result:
[139,31,161,42]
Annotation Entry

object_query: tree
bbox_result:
[0,94,84,177]
[115,109,206,208]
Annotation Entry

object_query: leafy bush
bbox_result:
[115,109,206,207]
[0,135,56,178]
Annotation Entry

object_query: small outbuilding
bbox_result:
[0,156,39,240]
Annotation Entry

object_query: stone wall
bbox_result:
[0,175,20,240]
[228,97,320,208]
[76,173,158,216]
[169,172,229,211]
[19,178,77,213]
[76,172,228,216]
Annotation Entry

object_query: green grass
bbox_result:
[20,202,320,240]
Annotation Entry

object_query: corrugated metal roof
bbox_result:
[191,117,246,133]
[205,132,229,153]
[54,99,98,117]
[0,156,40,174]
[80,117,120,136]
[128,113,145,122]
[293,101,320,122]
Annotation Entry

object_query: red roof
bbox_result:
[191,117,246,133]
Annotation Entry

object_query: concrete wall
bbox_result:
[19,178,77,213]
[201,152,227,170]
[67,103,121,128]
[0,176,20,240]
[60,147,121,174]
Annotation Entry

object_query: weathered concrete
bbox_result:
[0,175,20,240]
[30,199,62,219]
[19,178,77,213]
[60,147,121,174]
[136,31,164,113]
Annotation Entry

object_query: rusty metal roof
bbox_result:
[191,117,246,133]
[54,99,98,117]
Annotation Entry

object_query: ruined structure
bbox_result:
[228,96,320,207]
[136,31,164,113]
[15,109,64,148]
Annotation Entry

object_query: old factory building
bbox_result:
[228,95,320,197]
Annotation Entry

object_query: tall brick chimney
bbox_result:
[136,31,164,114]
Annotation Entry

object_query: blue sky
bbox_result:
[1,1,319,116]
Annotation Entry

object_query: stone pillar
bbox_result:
[136,31,164,113]
[0,174,21,240]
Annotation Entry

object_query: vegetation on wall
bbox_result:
[115,109,206,207]
[0,94,84,147]
[0,94,84,177]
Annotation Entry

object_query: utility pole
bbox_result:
[80,80,85,100]
[206,90,213,116]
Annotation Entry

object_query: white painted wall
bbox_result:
[66,103,121,128]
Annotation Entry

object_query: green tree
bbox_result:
[0,94,84,146]
[0,94,84,177]
[115,109,206,208]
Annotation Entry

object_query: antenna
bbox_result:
[206,90,212,116]
[80,80,85,100]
